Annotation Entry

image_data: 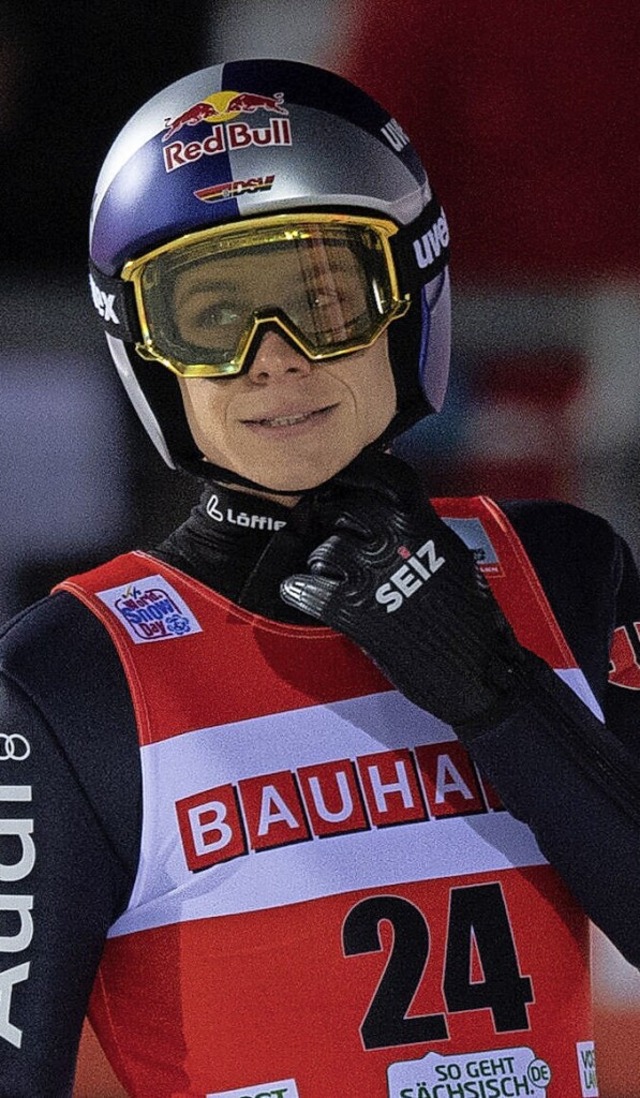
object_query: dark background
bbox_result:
[1,1,638,623]
[0,5,638,1094]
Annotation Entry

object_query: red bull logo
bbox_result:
[163,116,292,173]
[162,90,292,174]
[163,89,288,142]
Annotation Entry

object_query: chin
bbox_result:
[263,457,356,493]
[256,473,331,494]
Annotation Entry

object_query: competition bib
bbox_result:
[59,497,600,1098]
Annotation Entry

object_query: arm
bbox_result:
[0,596,140,1097]
[460,498,640,967]
[453,647,640,968]
[280,453,640,967]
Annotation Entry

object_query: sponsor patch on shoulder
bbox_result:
[441,516,503,576]
[96,575,202,644]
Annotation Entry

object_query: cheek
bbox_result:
[357,352,397,439]
[375,362,398,428]
[179,380,229,455]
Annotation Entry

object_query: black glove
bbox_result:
[280,450,533,727]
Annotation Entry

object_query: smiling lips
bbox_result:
[243,405,337,429]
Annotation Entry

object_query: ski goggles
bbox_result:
[119,213,412,378]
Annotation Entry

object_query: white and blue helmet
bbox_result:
[89,58,451,481]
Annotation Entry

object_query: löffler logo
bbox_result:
[206,493,286,531]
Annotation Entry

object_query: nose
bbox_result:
[246,329,312,384]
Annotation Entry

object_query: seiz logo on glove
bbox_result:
[375,538,445,613]
[280,451,530,728]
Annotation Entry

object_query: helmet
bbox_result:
[89,58,451,487]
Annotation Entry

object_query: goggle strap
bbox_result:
[89,260,142,343]
[394,195,451,292]
[89,200,449,347]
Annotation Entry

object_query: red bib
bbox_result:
[59,498,600,1098]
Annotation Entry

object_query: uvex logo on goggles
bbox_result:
[413,209,450,270]
[89,272,120,325]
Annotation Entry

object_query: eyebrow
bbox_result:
[174,277,242,310]
[175,254,361,310]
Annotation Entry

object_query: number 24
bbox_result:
[342,883,533,1049]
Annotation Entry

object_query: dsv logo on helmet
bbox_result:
[0,784,34,1048]
[0,733,30,762]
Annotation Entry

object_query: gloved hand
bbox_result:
[280,450,533,727]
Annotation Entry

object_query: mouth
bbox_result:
[242,404,338,430]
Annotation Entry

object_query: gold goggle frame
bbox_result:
[121,212,411,378]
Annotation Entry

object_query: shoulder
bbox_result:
[0,589,142,878]
[0,586,136,748]
[502,498,620,567]
[0,548,154,696]
[501,498,624,601]
[0,590,120,696]
[500,499,624,701]
[501,497,619,543]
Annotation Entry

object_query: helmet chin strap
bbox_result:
[189,457,313,497]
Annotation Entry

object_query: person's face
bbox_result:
[175,244,397,495]
[179,331,397,495]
